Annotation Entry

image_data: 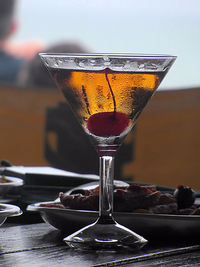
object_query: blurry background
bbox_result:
[0,0,200,189]
[9,0,200,90]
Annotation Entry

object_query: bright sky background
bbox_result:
[13,0,200,90]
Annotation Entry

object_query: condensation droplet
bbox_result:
[79,61,85,67]
[90,59,96,65]
[103,55,110,62]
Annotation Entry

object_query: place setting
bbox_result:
[1,53,200,266]
[1,0,200,265]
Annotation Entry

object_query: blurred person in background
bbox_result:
[0,0,25,85]
[19,42,88,89]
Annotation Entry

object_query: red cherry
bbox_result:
[87,112,129,137]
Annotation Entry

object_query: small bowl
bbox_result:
[0,176,24,197]
[0,203,22,226]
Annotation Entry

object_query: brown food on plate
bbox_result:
[191,208,200,215]
[59,184,178,214]
[0,176,8,183]
[40,203,65,209]
[150,203,178,214]
[40,183,199,216]
[59,192,99,211]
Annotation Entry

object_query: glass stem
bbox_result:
[98,155,115,224]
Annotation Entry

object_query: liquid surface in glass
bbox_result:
[50,68,165,147]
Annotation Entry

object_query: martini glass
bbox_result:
[40,53,176,250]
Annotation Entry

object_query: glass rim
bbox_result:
[39,52,177,60]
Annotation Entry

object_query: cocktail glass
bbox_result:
[40,53,176,250]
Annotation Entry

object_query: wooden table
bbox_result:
[0,223,200,267]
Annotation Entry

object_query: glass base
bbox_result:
[63,220,148,251]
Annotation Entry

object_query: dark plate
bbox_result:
[27,201,200,241]
[27,181,200,241]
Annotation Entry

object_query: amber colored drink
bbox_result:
[50,68,164,142]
